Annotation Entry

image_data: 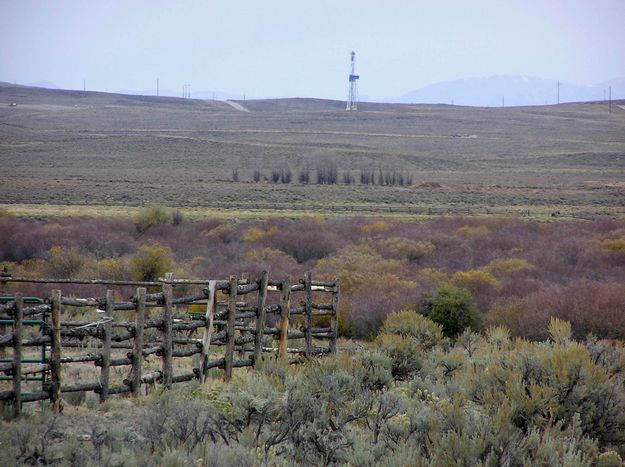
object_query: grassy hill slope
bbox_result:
[1,84,624,218]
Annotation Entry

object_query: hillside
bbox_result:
[1,83,624,218]
[386,75,625,107]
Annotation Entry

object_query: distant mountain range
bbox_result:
[24,75,625,107]
[379,75,625,107]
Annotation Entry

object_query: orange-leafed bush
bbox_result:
[129,243,175,281]
[46,245,84,278]
[456,225,490,238]
[485,258,535,277]
[370,237,435,263]
[418,268,449,292]
[450,269,501,310]
[598,238,625,253]
[95,258,130,281]
[451,269,501,292]
[134,206,171,233]
[243,227,265,242]
[360,220,393,235]
[316,244,404,294]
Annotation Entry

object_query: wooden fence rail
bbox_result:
[0,271,339,417]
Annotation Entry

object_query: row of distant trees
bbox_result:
[232,168,414,186]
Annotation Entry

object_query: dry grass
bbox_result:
[1,85,624,218]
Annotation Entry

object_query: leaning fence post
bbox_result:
[200,280,216,382]
[12,293,23,417]
[130,287,146,396]
[329,280,340,355]
[50,289,62,413]
[253,271,269,366]
[162,272,174,389]
[224,275,237,381]
[304,273,313,357]
[278,276,291,361]
[99,289,114,402]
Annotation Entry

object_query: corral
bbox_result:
[0,272,339,417]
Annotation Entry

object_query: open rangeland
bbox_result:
[1,83,624,219]
[2,85,625,465]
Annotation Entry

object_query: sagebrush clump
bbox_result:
[3,316,623,466]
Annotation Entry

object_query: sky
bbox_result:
[1,0,624,100]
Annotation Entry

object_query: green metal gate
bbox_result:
[0,295,47,392]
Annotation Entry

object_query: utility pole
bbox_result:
[182,83,191,99]
[157,78,159,97]
[502,96,505,107]
[556,81,561,104]
[609,86,612,113]
[83,79,86,92]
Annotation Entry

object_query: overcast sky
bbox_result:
[1,0,624,99]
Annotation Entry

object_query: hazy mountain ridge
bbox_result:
[382,75,625,107]
[19,75,625,107]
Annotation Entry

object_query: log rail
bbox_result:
[0,272,339,417]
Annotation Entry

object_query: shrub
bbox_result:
[45,245,84,278]
[96,258,129,281]
[485,257,534,277]
[360,220,393,235]
[129,242,174,281]
[598,238,625,253]
[376,333,425,380]
[418,268,449,290]
[451,269,502,293]
[134,206,171,233]
[243,227,265,242]
[596,451,623,467]
[172,209,184,226]
[487,281,625,340]
[456,225,490,238]
[372,237,435,263]
[380,309,443,350]
[426,286,481,337]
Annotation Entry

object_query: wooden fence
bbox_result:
[0,272,339,417]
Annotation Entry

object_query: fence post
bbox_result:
[99,289,114,402]
[304,273,313,357]
[162,272,174,389]
[278,276,291,361]
[130,287,146,396]
[224,275,237,381]
[253,271,269,366]
[329,280,340,355]
[12,293,23,417]
[200,281,216,382]
[50,289,62,413]
[0,267,9,359]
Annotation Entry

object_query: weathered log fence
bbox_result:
[0,272,339,417]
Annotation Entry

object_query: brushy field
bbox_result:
[1,84,624,217]
[2,209,625,341]
[1,314,625,466]
[2,84,625,465]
